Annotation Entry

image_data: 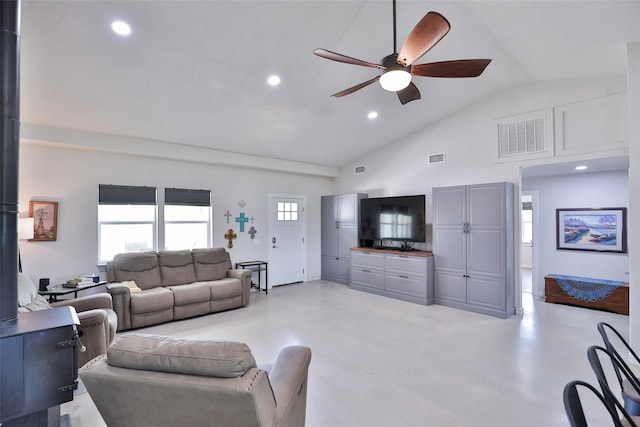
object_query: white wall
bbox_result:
[522,170,629,293]
[627,43,640,350]
[18,142,332,285]
[334,78,628,238]
[333,75,630,312]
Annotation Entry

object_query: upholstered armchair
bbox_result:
[18,273,118,367]
[80,333,312,427]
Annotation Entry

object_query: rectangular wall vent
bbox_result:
[498,117,546,158]
[354,166,366,174]
[428,152,445,164]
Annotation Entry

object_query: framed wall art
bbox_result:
[556,207,627,253]
[29,200,58,241]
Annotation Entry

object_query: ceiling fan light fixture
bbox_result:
[379,53,412,92]
[379,69,412,92]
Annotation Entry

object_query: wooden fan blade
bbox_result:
[397,12,450,67]
[397,82,421,105]
[412,59,492,78]
[331,76,380,98]
[313,48,384,69]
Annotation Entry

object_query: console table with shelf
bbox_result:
[38,280,107,302]
[350,247,434,305]
[235,261,268,294]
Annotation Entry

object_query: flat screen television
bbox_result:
[359,194,426,247]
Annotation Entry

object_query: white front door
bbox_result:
[268,194,306,287]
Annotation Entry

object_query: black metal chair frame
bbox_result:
[564,379,636,427]
[597,322,640,414]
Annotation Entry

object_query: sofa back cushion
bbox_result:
[107,333,256,378]
[111,252,162,290]
[192,248,231,281]
[158,250,197,286]
[17,273,52,312]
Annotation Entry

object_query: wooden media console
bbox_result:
[545,274,629,315]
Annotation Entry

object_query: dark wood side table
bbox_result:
[235,261,268,294]
[39,280,107,302]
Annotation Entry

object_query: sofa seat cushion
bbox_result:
[159,250,197,286]
[192,248,232,281]
[168,282,211,306]
[208,278,243,300]
[130,287,174,314]
[112,252,162,290]
[107,333,257,378]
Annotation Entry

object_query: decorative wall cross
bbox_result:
[248,226,257,240]
[235,212,249,232]
[250,216,255,224]
[224,228,237,248]
[224,210,232,223]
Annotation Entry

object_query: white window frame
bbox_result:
[163,188,212,250]
[98,185,158,264]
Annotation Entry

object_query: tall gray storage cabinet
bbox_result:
[433,182,515,318]
[321,193,367,284]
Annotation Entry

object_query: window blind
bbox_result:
[164,188,211,206]
[98,184,157,205]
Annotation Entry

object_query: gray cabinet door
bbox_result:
[433,185,466,228]
[321,193,367,284]
[433,186,467,302]
[467,184,506,279]
[467,275,506,312]
[434,270,467,304]
[337,194,358,226]
[321,196,338,281]
[321,196,338,257]
[433,182,514,318]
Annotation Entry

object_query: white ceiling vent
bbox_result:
[428,152,446,164]
[354,165,366,174]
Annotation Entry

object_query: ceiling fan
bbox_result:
[313,0,492,105]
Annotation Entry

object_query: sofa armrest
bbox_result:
[106,283,132,331]
[52,292,113,312]
[227,269,252,306]
[75,309,112,367]
[269,346,312,427]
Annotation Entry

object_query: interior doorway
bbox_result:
[521,191,539,296]
[521,194,533,293]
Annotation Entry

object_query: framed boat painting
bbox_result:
[556,207,627,253]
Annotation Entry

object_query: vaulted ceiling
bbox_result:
[19,1,640,169]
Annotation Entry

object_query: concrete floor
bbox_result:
[63,280,628,426]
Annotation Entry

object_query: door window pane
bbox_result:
[277,202,298,221]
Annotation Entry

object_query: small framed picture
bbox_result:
[556,207,627,253]
[29,201,58,241]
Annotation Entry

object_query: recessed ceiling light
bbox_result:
[575,165,588,171]
[367,111,378,120]
[111,20,131,36]
[267,75,281,86]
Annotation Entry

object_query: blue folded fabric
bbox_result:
[549,274,624,302]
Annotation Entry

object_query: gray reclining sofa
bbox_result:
[106,248,251,331]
